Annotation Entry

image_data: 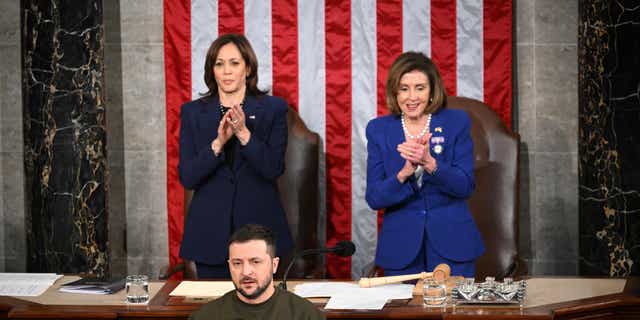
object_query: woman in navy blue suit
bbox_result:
[178,34,293,278]
[365,52,484,278]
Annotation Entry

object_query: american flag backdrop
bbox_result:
[163,0,512,279]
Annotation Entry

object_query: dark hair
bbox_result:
[229,224,277,257]
[385,51,447,115]
[203,33,266,97]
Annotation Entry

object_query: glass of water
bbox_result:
[125,275,149,303]
[423,277,446,306]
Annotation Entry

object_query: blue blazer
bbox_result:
[365,108,485,270]
[178,95,293,265]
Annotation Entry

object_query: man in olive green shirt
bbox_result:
[189,224,325,320]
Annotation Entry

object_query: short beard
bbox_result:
[235,275,272,301]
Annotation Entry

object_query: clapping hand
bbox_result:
[227,103,251,145]
[211,111,234,155]
[397,133,433,166]
[396,133,437,182]
[218,111,234,143]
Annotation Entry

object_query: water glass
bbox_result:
[423,277,446,306]
[125,275,149,303]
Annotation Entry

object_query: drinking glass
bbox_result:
[423,277,446,306]
[125,275,149,303]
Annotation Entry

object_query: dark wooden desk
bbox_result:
[1,277,639,319]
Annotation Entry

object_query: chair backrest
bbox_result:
[276,109,323,279]
[447,96,525,280]
[182,108,322,280]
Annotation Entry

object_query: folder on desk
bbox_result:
[58,277,126,295]
[169,281,236,297]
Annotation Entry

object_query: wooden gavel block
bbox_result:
[358,263,451,288]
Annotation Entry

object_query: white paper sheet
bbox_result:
[294,282,360,297]
[169,281,236,297]
[325,290,389,310]
[295,282,414,310]
[0,273,62,296]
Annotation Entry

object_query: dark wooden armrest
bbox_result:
[184,260,197,279]
[497,258,528,280]
[159,263,185,280]
[159,259,198,280]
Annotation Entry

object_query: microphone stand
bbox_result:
[279,248,327,291]
[279,241,355,291]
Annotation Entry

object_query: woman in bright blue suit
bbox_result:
[365,52,484,277]
[178,34,293,278]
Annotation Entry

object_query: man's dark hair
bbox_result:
[229,224,277,257]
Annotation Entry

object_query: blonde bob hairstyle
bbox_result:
[385,51,447,115]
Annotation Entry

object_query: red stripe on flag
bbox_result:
[376,0,402,117]
[272,0,299,112]
[163,0,191,279]
[483,0,513,128]
[376,0,403,234]
[431,0,457,96]
[325,0,352,279]
[218,0,244,35]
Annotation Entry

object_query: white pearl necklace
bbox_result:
[401,113,432,140]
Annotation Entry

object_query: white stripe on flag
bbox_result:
[191,0,218,100]
[245,0,273,93]
[456,0,483,100]
[298,0,327,261]
[351,0,378,279]
[298,0,326,144]
[403,0,431,56]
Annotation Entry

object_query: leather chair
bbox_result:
[276,108,323,279]
[447,96,527,280]
[160,108,322,280]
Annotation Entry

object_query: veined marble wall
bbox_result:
[22,1,109,276]
[2,1,588,277]
[578,0,639,276]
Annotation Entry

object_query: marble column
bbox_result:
[578,0,640,276]
[1,1,24,272]
[22,1,109,277]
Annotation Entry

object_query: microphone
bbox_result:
[279,240,356,290]
[328,240,356,257]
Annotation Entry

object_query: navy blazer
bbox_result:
[178,95,294,265]
[365,108,485,270]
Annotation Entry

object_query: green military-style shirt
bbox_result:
[190,286,325,320]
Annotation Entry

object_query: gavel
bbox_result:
[358,263,451,288]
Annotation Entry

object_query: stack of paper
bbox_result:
[169,281,236,297]
[0,273,62,296]
[294,282,414,310]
